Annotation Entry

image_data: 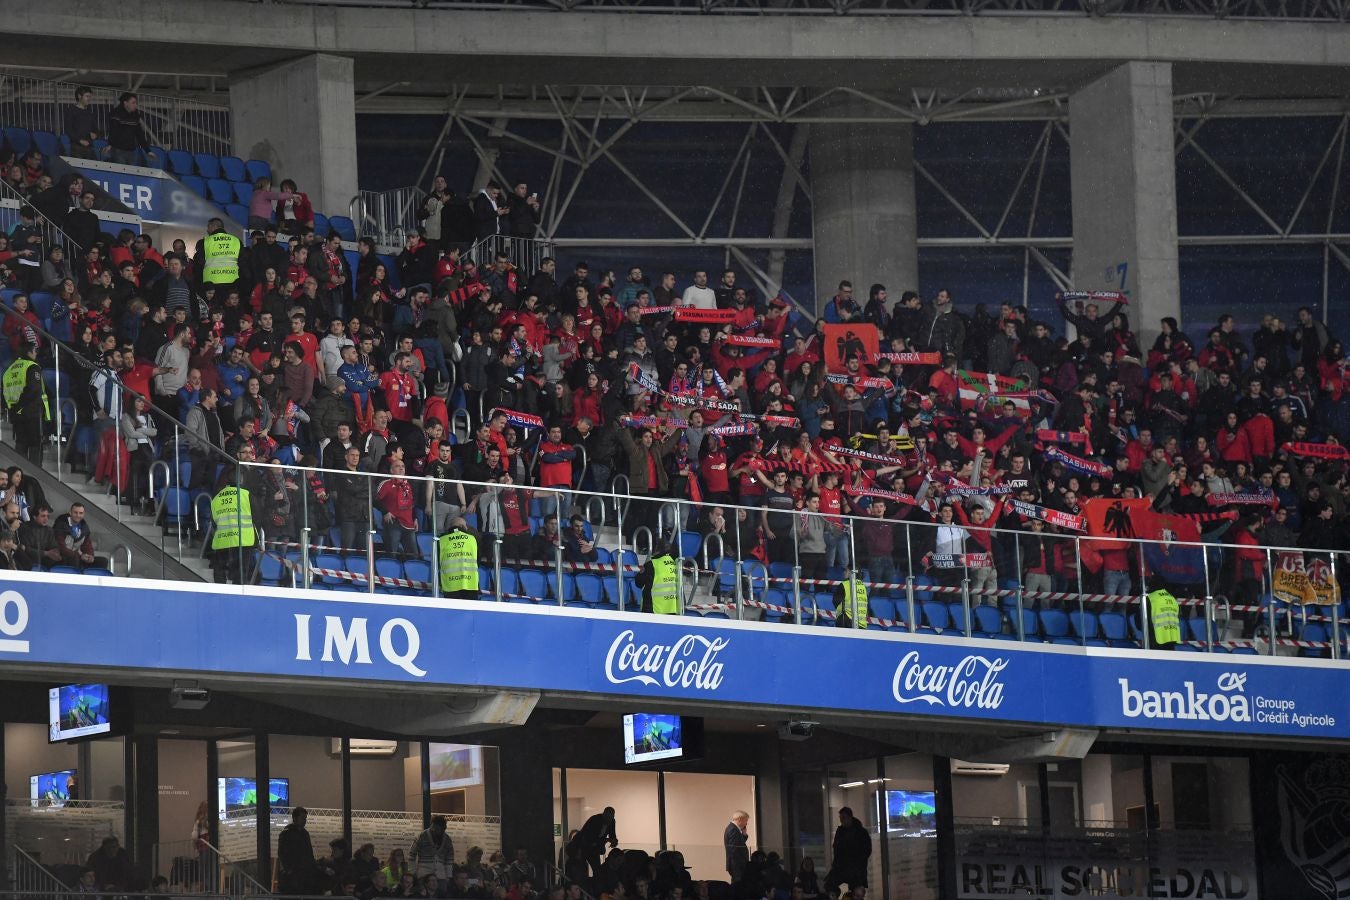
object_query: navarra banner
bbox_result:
[958,370,1029,411]
[823,324,881,372]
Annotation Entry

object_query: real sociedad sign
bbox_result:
[0,572,1348,740]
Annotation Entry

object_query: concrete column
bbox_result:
[1069,62,1180,345]
[229,53,359,221]
[809,98,917,314]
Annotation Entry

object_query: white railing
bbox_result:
[0,72,232,157]
[465,234,555,276]
[153,838,271,894]
[5,799,125,874]
[350,186,427,247]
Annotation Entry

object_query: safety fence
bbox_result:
[207,461,1347,660]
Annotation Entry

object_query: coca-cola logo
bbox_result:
[604,629,728,691]
[891,650,1008,710]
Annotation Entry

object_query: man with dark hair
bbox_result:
[107,92,149,165]
[473,181,507,240]
[824,807,872,893]
[64,189,101,252]
[279,807,326,895]
[63,87,100,159]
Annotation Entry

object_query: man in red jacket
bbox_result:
[536,424,576,489]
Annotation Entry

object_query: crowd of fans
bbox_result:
[1,135,1348,602]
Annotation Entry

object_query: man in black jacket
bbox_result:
[107,92,149,166]
[724,811,750,882]
[64,188,102,254]
[63,87,100,159]
[507,183,541,238]
[824,807,871,893]
[278,807,330,895]
[473,182,507,241]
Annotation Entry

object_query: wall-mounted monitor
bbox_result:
[48,684,111,742]
[30,769,76,807]
[623,713,704,765]
[886,790,937,836]
[217,777,290,819]
[428,744,483,791]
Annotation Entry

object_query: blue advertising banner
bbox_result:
[65,159,225,228]
[0,572,1345,740]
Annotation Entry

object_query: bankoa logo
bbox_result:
[604,629,728,691]
[0,590,30,654]
[891,650,1008,710]
[1118,672,1252,722]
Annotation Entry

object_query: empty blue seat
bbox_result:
[28,292,56,321]
[947,602,969,635]
[168,149,195,174]
[973,605,1004,637]
[374,555,404,583]
[346,554,371,587]
[313,552,344,584]
[32,130,59,158]
[145,146,168,169]
[403,558,431,591]
[84,567,114,578]
[603,575,627,607]
[49,565,80,576]
[1069,610,1099,641]
[207,178,234,206]
[594,547,614,565]
[233,181,255,206]
[3,127,31,155]
[225,203,249,226]
[258,553,287,585]
[194,153,222,178]
[313,213,330,236]
[679,531,702,560]
[768,560,794,583]
[518,569,548,602]
[575,573,605,605]
[416,533,435,558]
[1039,608,1071,639]
[1185,617,1210,643]
[1099,611,1129,645]
[922,601,951,633]
[329,215,357,241]
[180,174,207,197]
[761,588,790,622]
[245,159,272,182]
[220,155,247,182]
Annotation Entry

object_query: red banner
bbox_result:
[1084,497,1151,550]
[1060,290,1129,306]
[1283,441,1349,460]
[877,352,941,366]
[823,324,881,373]
[674,308,736,324]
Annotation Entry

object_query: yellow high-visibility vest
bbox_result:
[2,358,49,420]
[1148,589,1181,645]
[438,531,479,593]
[651,555,679,614]
[210,486,255,550]
[841,577,869,629]
[202,231,241,284]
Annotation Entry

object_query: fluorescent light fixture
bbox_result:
[838,781,866,789]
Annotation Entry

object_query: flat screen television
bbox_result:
[886,790,938,836]
[428,743,483,791]
[217,777,290,818]
[30,769,76,807]
[622,713,703,765]
[48,683,111,742]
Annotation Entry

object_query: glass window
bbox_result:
[664,772,756,881]
[883,754,937,900]
[826,758,885,892]
[564,768,661,855]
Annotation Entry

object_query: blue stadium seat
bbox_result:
[1069,610,1099,642]
[245,159,272,182]
[1018,609,1041,640]
[257,553,288,586]
[1176,643,1204,653]
[922,601,951,634]
[3,127,31,155]
[346,555,371,587]
[180,174,207,197]
[145,146,168,169]
[194,153,221,179]
[233,182,255,206]
[313,213,330,236]
[32,131,59,158]
[1039,608,1071,639]
[1098,611,1131,647]
[973,605,1004,637]
[224,203,249,226]
[813,592,836,627]
[329,215,357,242]
[556,573,577,603]
[574,573,605,606]
[518,569,547,603]
[403,558,431,591]
[49,565,80,576]
[712,558,737,595]
[912,574,934,604]
[594,547,614,565]
[869,597,897,627]
[768,561,793,583]
[28,292,56,322]
[603,575,626,607]
[207,178,234,206]
[761,588,789,622]
[375,555,404,584]
[416,533,435,558]
[679,531,702,560]
[220,155,247,182]
[84,567,114,578]
[92,139,110,159]
[167,149,195,175]
[159,487,192,533]
[313,552,344,585]
[946,602,968,635]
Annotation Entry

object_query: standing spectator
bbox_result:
[278,808,327,895]
[824,808,871,893]
[473,182,507,240]
[410,816,455,881]
[63,87,100,160]
[507,183,541,238]
[724,811,751,883]
[64,189,101,253]
[681,271,716,310]
[106,93,149,166]
[376,459,421,557]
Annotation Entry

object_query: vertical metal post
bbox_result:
[493,536,504,602]
[1138,546,1151,651]
[1204,597,1215,652]
[366,477,377,594]
[792,515,802,625]
[114,408,123,523]
[1267,548,1278,656]
[173,423,182,561]
[1074,536,1085,639]
[614,498,626,611]
[674,500,685,612]
[733,514,745,621]
[300,527,312,589]
[53,343,62,471]
[430,479,441,599]
[905,523,917,633]
[300,465,310,589]
[555,539,566,608]
[1331,554,1342,660]
[961,577,973,638]
[1014,537,1026,641]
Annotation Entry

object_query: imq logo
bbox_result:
[0,590,30,653]
[294,614,426,677]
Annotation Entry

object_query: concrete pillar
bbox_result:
[809,98,917,314]
[1069,62,1180,345]
[229,53,359,221]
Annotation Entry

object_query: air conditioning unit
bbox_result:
[330,738,399,757]
[950,759,1010,777]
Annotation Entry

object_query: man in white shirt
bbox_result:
[681,270,717,310]
[319,316,354,378]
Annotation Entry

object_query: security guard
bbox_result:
[1147,588,1181,649]
[437,518,480,599]
[201,217,241,287]
[834,571,869,629]
[637,542,680,614]
[3,342,50,465]
[210,448,258,584]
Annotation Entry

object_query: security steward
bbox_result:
[635,541,680,614]
[437,517,480,599]
[1147,588,1181,650]
[200,217,241,290]
[3,342,50,465]
[834,570,869,629]
[210,445,259,584]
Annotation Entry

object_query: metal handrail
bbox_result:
[0,179,83,255]
[110,542,132,576]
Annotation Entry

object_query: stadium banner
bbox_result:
[823,324,880,372]
[66,158,224,227]
[0,572,1348,740]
